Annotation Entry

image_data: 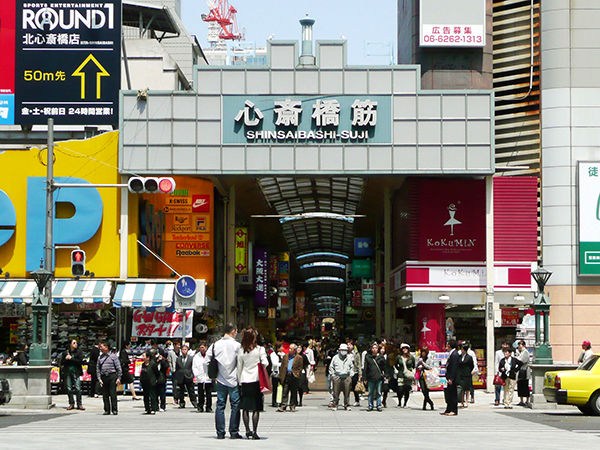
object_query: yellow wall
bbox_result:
[0,131,121,278]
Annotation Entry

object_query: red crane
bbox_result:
[202,0,242,40]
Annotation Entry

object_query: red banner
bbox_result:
[416,178,486,261]
[417,303,446,352]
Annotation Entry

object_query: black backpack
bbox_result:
[207,343,219,380]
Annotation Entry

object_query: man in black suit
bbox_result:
[175,344,197,409]
[441,339,460,416]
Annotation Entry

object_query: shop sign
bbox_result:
[501,308,519,327]
[269,254,279,280]
[361,278,375,307]
[166,233,209,242]
[578,162,600,275]
[234,227,248,274]
[254,245,268,308]
[7,0,122,125]
[194,215,210,232]
[224,95,391,144]
[131,309,193,338]
[417,303,446,352]
[420,0,485,48]
[354,237,373,257]
[351,259,372,279]
[416,178,486,262]
[268,307,276,319]
[170,215,191,233]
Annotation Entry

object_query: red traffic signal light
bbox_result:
[128,177,176,194]
[71,250,86,276]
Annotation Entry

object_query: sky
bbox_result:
[181,0,398,65]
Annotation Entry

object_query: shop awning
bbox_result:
[0,280,113,304]
[113,282,175,308]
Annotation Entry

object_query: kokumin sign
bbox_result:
[1,0,121,125]
[223,95,392,144]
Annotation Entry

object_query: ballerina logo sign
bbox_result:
[417,304,446,352]
[417,178,485,261]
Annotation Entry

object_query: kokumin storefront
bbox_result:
[116,24,540,386]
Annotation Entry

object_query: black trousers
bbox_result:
[351,373,360,403]
[156,382,167,410]
[196,382,212,410]
[100,373,118,413]
[142,382,158,413]
[271,377,280,406]
[178,378,197,407]
[281,375,298,409]
[419,377,433,407]
[444,383,458,414]
[89,366,99,396]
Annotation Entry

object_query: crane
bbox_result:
[202,0,242,41]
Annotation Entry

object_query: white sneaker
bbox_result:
[345,406,351,411]
[353,402,360,407]
[159,408,165,412]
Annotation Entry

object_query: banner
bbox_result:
[131,309,193,338]
[417,303,446,352]
[254,245,269,308]
[234,227,248,274]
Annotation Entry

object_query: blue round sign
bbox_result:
[175,275,197,299]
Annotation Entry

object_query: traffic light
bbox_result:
[127,177,176,194]
[71,250,86,276]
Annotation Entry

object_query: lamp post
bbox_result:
[531,267,553,364]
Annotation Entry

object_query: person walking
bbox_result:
[363,342,385,412]
[155,349,169,412]
[329,343,354,410]
[119,342,140,401]
[168,340,181,405]
[515,340,531,406]
[465,341,478,403]
[237,328,269,439]
[416,346,435,411]
[206,323,243,440]
[278,343,304,412]
[441,339,459,416]
[192,342,213,412]
[297,343,310,407]
[269,342,282,407]
[140,351,159,414]
[174,344,197,409]
[61,339,85,411]
[498,347,523,409]
[457,343,474,408]
[578,340,594,366]
[494,341,510,406]
[396,343,416,408]
[348,342,362,407]
[87,341,100,398]
[96,341,122,415]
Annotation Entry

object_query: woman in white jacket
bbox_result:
[237,327,269,440]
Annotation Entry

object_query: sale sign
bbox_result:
[131,309,193,338]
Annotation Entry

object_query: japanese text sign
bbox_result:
[420,0,486,48]
[8,1,121,125]
[254,245,269,308]
[224,95,391,144]
[578,162,600,275]
[131,309,193,338]
[234,227,248,274]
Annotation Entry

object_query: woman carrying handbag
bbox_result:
[396,343,416,408]
[416,346,435,411]
[237,327,269,439]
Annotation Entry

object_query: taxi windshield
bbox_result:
[578,355,599,371]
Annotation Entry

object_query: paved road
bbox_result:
[1,391,598,449]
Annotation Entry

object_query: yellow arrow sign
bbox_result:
[71,54,110,99]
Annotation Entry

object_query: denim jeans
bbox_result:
[65,371,82,407]
[215,382,241,437]
[367,380,382,409]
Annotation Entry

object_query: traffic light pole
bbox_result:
[44,118,55,359]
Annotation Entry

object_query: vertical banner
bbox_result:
[0,0,16,124]
[416,304,446,352]
[234,227,248,274]
[361,278,375,306]
[295,291,305,319]
[278,252,290,305]
[254,245,268,308]
[578,162,600,275]
[14,1,121,125]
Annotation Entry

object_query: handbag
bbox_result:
[424,368,442,388]
[493,373,505,386]
[401,357,416,384]
[276,383,283,404]
[354,380,366,394]
[258,361,272,394]
[207,343,219,380]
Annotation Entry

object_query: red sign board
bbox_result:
[501,308,519,327]
[416,178,486,262]
[192,195,210,212]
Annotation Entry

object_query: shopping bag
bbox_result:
[424,368,442,389]
[258,362,272,394]
[276,384,283,404]
[493,373,505,386]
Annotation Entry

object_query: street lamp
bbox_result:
[531,267,552,364]
[30,267,53,365]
